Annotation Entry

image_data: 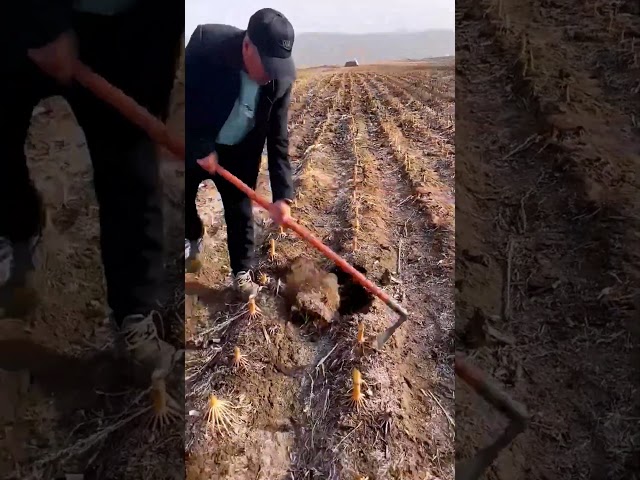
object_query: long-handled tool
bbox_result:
[455,353,529,480]
[72,61,408,348]
[214,166,409,348]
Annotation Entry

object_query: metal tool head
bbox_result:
[455,354,529,480]
[375,311,409,349]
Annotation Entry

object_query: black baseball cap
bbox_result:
[247,8,296,81]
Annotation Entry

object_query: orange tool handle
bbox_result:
[73,62,186,160]
[455,353,528,425]
[215,166,408,319]
[72,62,407,320]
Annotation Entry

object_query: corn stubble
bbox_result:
[268,238,285,266]
[348,368,366,411]
[231,346,250,372]
[205,395,240,436]
[148,372,181,430]
[354,321,370,356]
[245,297,262,320]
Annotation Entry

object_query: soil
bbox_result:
[0,44,185,478]
[456,0,639,478]
[185,62,455,479]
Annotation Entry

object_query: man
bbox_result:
[185,8,296,300]
[0,1,183,377]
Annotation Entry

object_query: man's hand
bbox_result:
[269,200,292,226]
[27,31,77,85]
[196,152,219,174]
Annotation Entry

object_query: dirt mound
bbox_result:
[285,257,340,327]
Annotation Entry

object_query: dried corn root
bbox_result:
[256,271,271,287]
[246,297,262,320]
[355,321,369,356]
[348,368,366,411]
[232,346,250,372]
[266,323,280,337]
[206,395,238,436]
[357,322,365,344]
[268,239,285,266]
[148,372,181,430]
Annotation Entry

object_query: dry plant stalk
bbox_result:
[348,368,366,411]
[148,372,181,430]
[232,346,250,372]
[205,395,238,436]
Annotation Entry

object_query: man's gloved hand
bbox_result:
[269,200,291,226]
[196,152,219,174]
[27,30,78,85]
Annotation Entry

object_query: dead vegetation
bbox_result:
[185,61,455,479]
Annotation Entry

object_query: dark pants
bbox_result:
[185,145,262,275]
[0,3,183,323]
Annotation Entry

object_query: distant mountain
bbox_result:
[292,30,454,67]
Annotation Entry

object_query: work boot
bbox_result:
[234,271,259,301]
[185,237,203,273]
[113,311,178,380]
[0,231,42,318]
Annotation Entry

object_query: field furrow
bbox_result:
[365,74,455,189]
[288,73,336,131]
[357,75,454,240]
[380,74,455,136]
[289,74,342,162]
[289,74,317,113]
[365,74,438,145]
[399,73,455,104]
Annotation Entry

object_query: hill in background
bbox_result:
[292,30,454,67]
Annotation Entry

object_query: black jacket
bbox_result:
[185,24,294,203]
[7,0,73,59]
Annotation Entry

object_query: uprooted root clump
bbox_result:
[285,257,341,326]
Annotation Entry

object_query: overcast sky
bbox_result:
[185,0,454,39]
